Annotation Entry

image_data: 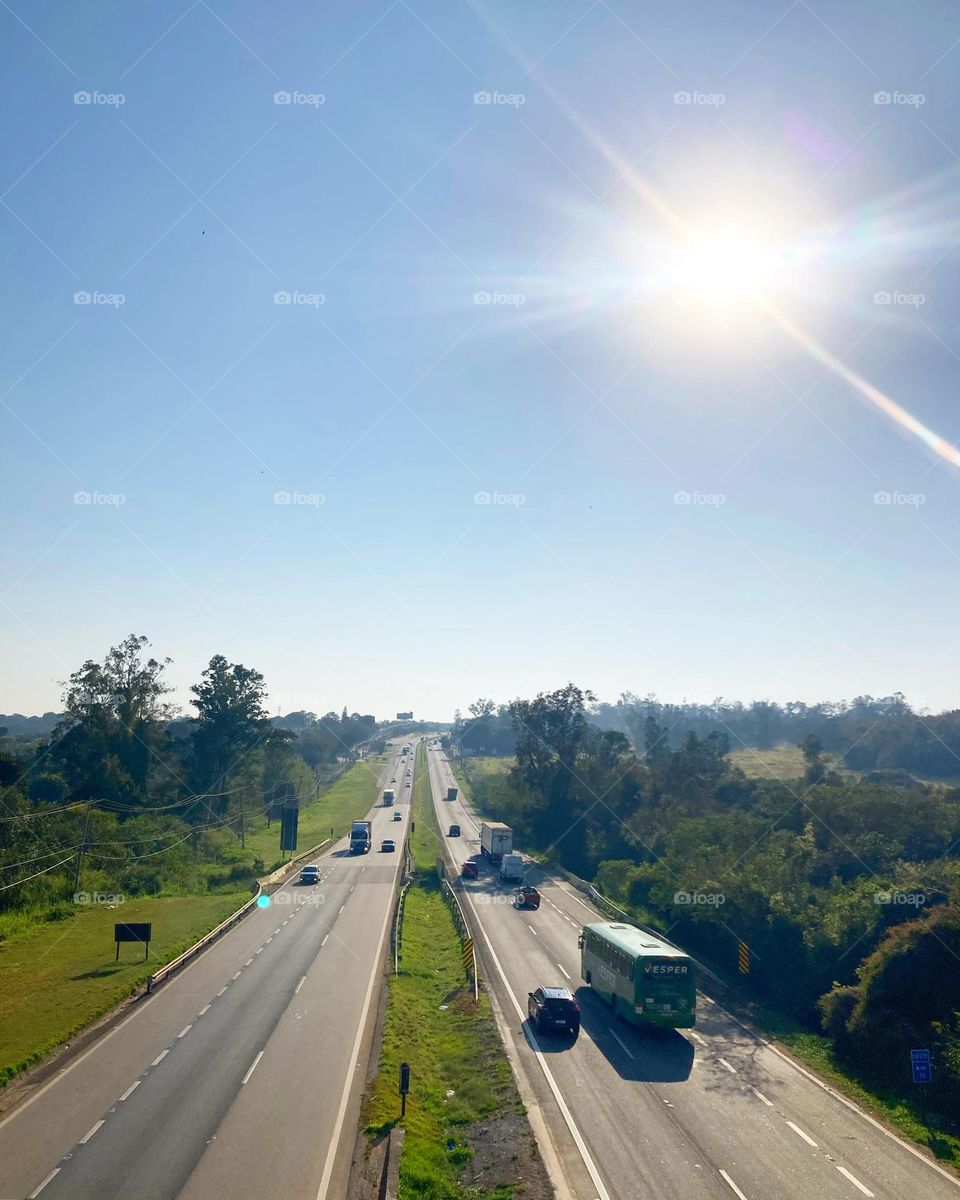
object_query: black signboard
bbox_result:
[115,922,152,960]
[280,806,300,852]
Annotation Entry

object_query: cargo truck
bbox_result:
[480,821,512,863]
[499,852,524,883]
[382,788,396,806]
[446,786,458,802]
[349,820,372,854]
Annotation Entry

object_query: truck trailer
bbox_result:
[349,820,372,854]
[480,821,512,863]
[382,788,396,807]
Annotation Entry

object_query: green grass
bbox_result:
[245,756,387,870]
[728,743,850,780]
[363,744,527,1199]
[0,893,246,1086]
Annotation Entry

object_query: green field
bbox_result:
[364,744,546,1199]
[728,743,849,779]
[0,893,246,1086]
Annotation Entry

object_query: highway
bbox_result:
[0,741,417,1200]
[425,744,960,1200]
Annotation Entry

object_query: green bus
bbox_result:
[578,921,696,1029]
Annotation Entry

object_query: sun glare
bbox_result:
[671,227,778,306]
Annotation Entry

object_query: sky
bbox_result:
[2,0,960,721]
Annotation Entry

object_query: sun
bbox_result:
[670,226,778,307]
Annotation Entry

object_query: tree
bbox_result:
[190,655,274,801]
[50,634,174,805]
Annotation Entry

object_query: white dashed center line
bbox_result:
[242,1050,264,1085]
[527,925,537,935]
[28,1167,60,1197]
[79,1119,104,1144]
[835,1165,874,1196]
[719,1169,748,1199]
[751,1087,773,1107]
[322,933,329,946]
[177,1025,192,1039]
[152,1049,169,1066]
[295,975,306,994]
[217,986,227,997]
[718,1057,737,1074]
[232,971,242,980]
[689,1031,707,1046]
[611,1031,635,1059]
[557,962,571,979]
[118,1080,140,1101]
[198,1004,210,1016]
[786,1121,818,1147]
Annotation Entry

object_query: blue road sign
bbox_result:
[911,1048,932,1084]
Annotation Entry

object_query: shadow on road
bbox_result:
[572,988,695,1081]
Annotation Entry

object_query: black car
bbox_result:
[528,986,580,1037]
[448,824,461,837]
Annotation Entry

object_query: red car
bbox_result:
[461,860,479,879]
[515,886,541,909]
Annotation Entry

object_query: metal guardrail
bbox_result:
[147,884,263,993]
[439,870,479,1002]
[392,880,411,973]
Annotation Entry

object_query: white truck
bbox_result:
[499,852,524,883]
[480,821,512,863]
[382,788,396,807]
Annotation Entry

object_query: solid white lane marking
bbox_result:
[718,1057,737,1074]
[242,1050,264,1085]
[314,844,402,1200]
[611,1030,635,1059]
[177,1025,192,1038]
[79,1119,104,1144]
[690,1031,707,1046]
[198,1004,210,1016]
[466,905,612,1200]
[295,975,306,994]
[151,1050,169,1066]
[119,1080,140,1101]
[836,1165,874,1196]
[28,1167,60,1197]
[719,1169,748,1199]
[217,986,227,997]
[751,1087,773,1107]
[787,1120,818,1147]
[321,933,329,947]
[557,962,571,979]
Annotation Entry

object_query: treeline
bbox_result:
[452,684,960,1126]
[0,635,377,915]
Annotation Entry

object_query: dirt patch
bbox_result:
[458,1110,554,1200]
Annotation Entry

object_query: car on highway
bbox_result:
[381,839,396,852]
[448,824,461,837]
[299,864,320,884]
[393,809,402,821]
[461,860,479,879]
[514,885,540,909]
[527,986,580,1037]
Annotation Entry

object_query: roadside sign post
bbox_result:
[911,1048,931,1122]
[115,922,152,961]
[399,1061,410,1118]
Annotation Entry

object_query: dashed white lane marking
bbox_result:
[557,962,571,979]
[255,947,264,955]
[119,1080,140,1101]
[718,1057,737,1074]
[242,1050,264,1085]
[217,986,227,997]
[690,1031,707,1046]
[339,905,345,914]
[836,1165,874,1196]
[198,1004,210,1016]
[295,975,306,994]
[719,1169,748,1199]
[265,938,273,945]
[786,1120,818,1147]
[751,1087,773,1107]
[28,1167,60,1197]
[611,1030,635,1059]
[232,971,242,980]
[245,958,254,966]
[79,1119,104,1144]
[700,995,715,1005]
[527,924,537,936]
[152,1049,169,1066]
[177,1025,192,1039]
[321,933,329,947]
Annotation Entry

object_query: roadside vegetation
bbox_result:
[364,743,550,1200]
[446,684,960,1161]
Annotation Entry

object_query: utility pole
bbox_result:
[73,803,93,896]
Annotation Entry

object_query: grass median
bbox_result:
[363,743,551,1200]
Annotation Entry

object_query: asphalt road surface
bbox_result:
[0,740,417,1200]
[425,744,960,1200]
